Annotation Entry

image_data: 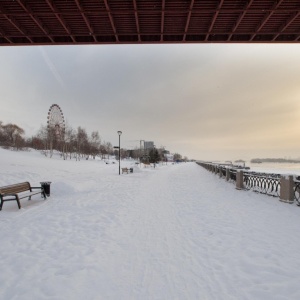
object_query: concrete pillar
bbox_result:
[215,166,218,174]
[226,168,230,181]
[219,168,222,178]
[280,175,294,204]
[236,170,244,190]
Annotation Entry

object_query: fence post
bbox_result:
[280,175,294,204]
[236,170,244,190]
[226,168,230,181]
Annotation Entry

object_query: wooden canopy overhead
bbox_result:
[1,0,300,46]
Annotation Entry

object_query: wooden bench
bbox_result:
[122,168,133,174]
[0,182,46,211]
[122,168,129,174]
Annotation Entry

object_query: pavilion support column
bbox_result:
[280,175,294,204]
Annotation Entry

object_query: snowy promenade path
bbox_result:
[1,150,300,300]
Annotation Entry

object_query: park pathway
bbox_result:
[1,161,300,300]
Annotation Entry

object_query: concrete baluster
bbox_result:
[280,175,294,204]
[236,170,244,190]
[226,168,230,181]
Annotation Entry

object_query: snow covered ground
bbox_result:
[1,148,300,300]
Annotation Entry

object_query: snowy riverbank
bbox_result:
[1,148,300,300]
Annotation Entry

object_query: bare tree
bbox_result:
[106,142,113,158]
[173,153,182,162]
[90,131,101,159]
[62,123,76,160]
[36,125,50,157]
[0,121,4,145]
[1,123,25,149]
[76,126,88,160]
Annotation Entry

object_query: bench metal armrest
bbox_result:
[31,186,46,199]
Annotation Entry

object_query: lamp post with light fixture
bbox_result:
[117,131,122,175]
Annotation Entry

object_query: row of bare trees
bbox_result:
[0,120,189,162]
[34,124,114,160]
[0,120,114,160]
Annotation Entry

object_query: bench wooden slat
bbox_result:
[0,182,31,195]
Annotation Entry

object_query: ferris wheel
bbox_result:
[47,104,65,137]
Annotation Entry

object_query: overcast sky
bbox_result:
[1,43,300,161]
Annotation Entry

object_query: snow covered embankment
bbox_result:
[0,148,300,299]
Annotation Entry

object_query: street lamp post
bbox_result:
[117,131,122,175]
[140,140,145,166]
[153,145,156,168]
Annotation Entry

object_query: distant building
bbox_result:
[165,154,174,162]
[144,141,154,150]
